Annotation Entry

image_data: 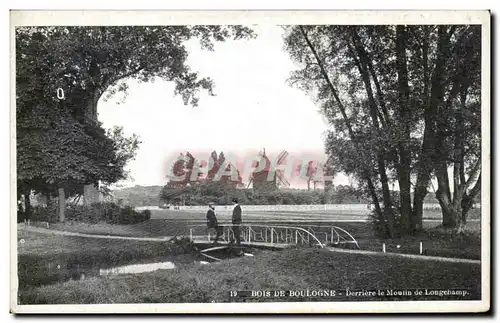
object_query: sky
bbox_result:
[98,25,351,189]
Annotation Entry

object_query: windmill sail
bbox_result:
[250,148,291,191]
[276,171,290,188]
[276,150,289,165]
[275,150,290,188]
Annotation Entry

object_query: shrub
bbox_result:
[110,205,151,224]
[141,209,151,220]
[32,204,58,223]
[369,207,403,238]
[31,202,151,225]
[66,205,101,223]
[17,211,25,223]
[115,206,135,224]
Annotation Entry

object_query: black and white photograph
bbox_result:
[10,10,490,314]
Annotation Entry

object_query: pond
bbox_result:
[17,255,190,288]
[100,261,175,276]
[18,245,259,289]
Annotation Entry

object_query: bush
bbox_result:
[370,206,404,238]
[66,205,101,224]
[31,202,151,225]
[17,211,25,223]
[114,206,149,224]
[32,204,58,223]
[160,183,367,206]
[103,203,129,224]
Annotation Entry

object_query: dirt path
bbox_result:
[327,247,481,265]
[21,225,175,242]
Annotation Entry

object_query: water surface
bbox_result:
[100,261,175,276]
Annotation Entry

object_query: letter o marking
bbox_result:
[56,88,65,100]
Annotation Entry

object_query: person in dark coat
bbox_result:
[230,198,242,245]
[206,202,223,244]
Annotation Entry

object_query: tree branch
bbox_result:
[351,28,390,124]
[466,173,481,202]
[104,64,147,89]
[464,158,481,192]
[298,25,383,217]
[460,158,466,185]
[298,26,354,139]
[461,173,481,216]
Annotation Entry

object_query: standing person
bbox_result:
[206,202,223,244]
[230,198,242,245]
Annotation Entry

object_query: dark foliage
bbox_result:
[29,202,151,225]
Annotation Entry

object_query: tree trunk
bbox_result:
[435,160,453,227]
[45,192,52,208]
[413,26,453,229]
[461,174,481,221]
[355,32,408,230]
[433,27,470,229]
[448,87,468,229]
[324,181,333,204]
[411,193,425,231]
[347,31,396,237]
[378,157,396,237]
[23,190,32,220]
[83,89,101,205]
[437,193,455,228]
[439,204,456,229]
[412,133,433,231]
[58,187,66,222]
[395,25,413,233]
[365,173,383,218]
[411,26,433,231]
[84,184,99,205]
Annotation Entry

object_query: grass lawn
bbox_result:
[24,213,481,260]
[350,225,481,260]
[147,207,481,220]
[17,229,204,289]
[19,245,481,304]
[18,229,196,259]
[26,207,481,239]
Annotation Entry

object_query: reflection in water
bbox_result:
[19,247,253,288]
[99,261,175,276]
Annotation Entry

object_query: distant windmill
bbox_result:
[275,150,291,188]
[247,148,290,192]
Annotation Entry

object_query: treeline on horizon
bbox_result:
[111,184,444,207]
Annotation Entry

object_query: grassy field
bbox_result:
[17,229,206,289]
[19,242,481,304]
[17,207,482,304]
[27,207,481,237]
[148,207,481,220]
[25,206,481,260]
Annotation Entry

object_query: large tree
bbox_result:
[16,28,142,220]
[284,25,481,236]
[17,104,140,222]
[16,25,255,204]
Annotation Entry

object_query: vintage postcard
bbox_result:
[10,10,490,314]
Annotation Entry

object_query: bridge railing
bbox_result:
[305,225,360,249]
[187,224,360,249]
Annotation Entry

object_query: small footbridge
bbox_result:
[188,223,360,250]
